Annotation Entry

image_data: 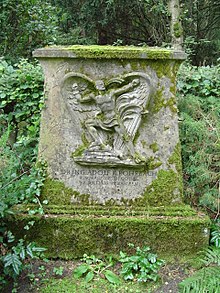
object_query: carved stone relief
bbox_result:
[61,72,152,167]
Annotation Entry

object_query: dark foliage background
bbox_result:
[1,0,219,64]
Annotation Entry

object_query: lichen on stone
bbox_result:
[173,22,183,38]
[150,142,159,153]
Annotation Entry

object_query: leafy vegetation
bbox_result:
[1,1,219,64]
[51,0,170,47]
[41,273,157,293]
[179,221,220,292]
[0,60,46,289]
[0,1,219,291]
[177,64,220,216]
[74,254,120,285]
[181,0,220,65]
[119,244,164,282]
[50,0,220,65]
[0,0,58,60]
[179,266,220,293]
[0,59,44,141]
[0,126,46,289]
[42,246,163,292]
[73,245,164,286]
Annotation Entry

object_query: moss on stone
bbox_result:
[147,157,162,170]
[128,59,178,82]
[81,133,89,147]
[150,142,159,153]
[9,211,210,260]
[149,60,174,79]
[41,178,90,205]
[63,45,172,60]
[166,97,178,113]
[150,82,178,114]
[42,141,182,207]
[173,22,183,38]
[14,204,200,217]
[134,169,181,206]
[168,142,184,196]
[72,145,87,158]
[128,143,183,207]
[168,142,183,175]
[151,88,165,114]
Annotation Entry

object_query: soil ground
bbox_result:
[3,259,196,293]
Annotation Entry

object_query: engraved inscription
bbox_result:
[58,168,157,189]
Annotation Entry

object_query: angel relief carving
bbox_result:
[62,72,153,167]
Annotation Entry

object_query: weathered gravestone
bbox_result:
[27,46,209,258]
[35,46,185,205]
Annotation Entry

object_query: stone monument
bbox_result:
[18,46,209,258]
[34,46,185,206]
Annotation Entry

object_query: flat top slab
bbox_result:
[33,45,186,60]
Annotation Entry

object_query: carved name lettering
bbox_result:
[58,168,156,188]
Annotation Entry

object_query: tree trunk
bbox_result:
[168,0,183,50]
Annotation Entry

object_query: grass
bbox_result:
[40,275,159,293]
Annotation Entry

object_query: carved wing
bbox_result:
[61,72,98,113]
[113,73,152,152]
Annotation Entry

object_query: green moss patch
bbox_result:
[58,45,172,60]
[42,274,157,293]
[136,169,181,206]
[9,210,210,260]
[173,22,183,38]
[150,142,159,153]
[16,204,198,217]
[41,143,183,207]
[41,178,90,205]
[124,143,183,207]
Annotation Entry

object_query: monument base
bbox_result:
[11,205,210,260]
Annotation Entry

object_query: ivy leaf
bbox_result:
[104,270,121,284]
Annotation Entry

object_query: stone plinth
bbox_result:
[12,45,209,259]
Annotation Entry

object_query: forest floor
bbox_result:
[3,258,198,293]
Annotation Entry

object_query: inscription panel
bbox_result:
[54,167,158,203]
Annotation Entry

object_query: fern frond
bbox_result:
[202,246,220,266]
[179,267,220,293]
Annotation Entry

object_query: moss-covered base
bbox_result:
[10,205,210,260]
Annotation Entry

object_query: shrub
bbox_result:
[0,59,44,143]
[0,125,46,289]
[177,64,220,216]
[0,0,58,60]
[0,59,46,289]
[178,221,220,292]
[119,244,164,282]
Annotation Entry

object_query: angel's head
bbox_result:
[95,80,105,91]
